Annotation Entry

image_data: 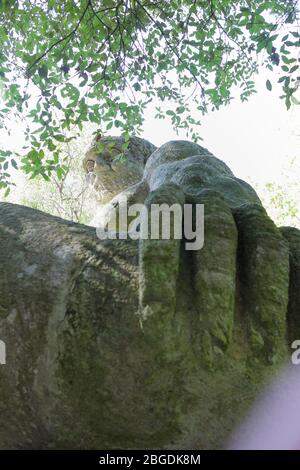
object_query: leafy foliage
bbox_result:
[251,155,300,228]
[1,126,99,222]
[0,0,299,190]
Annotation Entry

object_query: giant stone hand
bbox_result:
[93,139,293,370]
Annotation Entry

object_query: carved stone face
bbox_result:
[83,135,156,203]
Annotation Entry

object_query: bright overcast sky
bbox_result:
[142,70,299,186]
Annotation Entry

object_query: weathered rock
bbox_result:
[0,139,299,449]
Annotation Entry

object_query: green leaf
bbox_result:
[278,76,287,83]
[38,65,48,79]
[266,79,272,91]
[47,140,56,151]
[53,134,65,142]
[11,159,18,170]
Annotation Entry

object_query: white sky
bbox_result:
[142,71,299,185]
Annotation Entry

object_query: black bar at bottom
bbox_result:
[0,450,299,466]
